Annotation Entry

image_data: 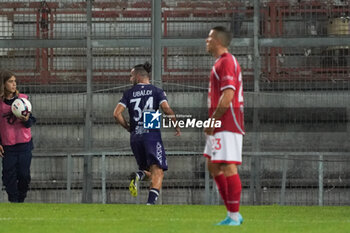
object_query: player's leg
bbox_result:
[222,132,243,224]
[215,163,242,226]
[205,135,229,209]
[207,158,228,205]
[146,164,164,205]
[17,149,32,202]
[2,151,19,202]
[211,132,243,226]
[129,140,147,197]
[149,164,163,189]
[144,138,167,205]
[223,163,243,224]
[205,136,234,225]
[207,160,234,226]
[129,169,148,184]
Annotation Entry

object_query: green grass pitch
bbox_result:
[0,204,349,233]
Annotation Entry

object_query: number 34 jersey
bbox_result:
[119,83,167,134]
[208,52,245,135]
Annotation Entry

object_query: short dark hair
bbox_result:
[133,61,152,77]
[212,26,232,48]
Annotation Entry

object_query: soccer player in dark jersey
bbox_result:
[113,62,180,205]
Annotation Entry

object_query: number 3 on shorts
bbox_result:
[214,138,221,150]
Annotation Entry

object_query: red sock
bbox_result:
[226,174,242,212]
[214,174,228,206]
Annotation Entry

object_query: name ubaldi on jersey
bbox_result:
[119,84,167,135]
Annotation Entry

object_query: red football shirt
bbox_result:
[208,52,245,135]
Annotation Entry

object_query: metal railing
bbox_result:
[1,151,349,205]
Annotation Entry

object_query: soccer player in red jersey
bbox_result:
[203,26,245,226]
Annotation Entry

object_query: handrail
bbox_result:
[32,151,350,157]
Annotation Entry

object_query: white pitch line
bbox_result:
[0,217,210,222]
[1,217,350,223]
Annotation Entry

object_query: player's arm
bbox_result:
[21,113,36,128]
[204,88,234,135]
[160,101,181,136]
[18,113,30,122]
[113,103,130,132]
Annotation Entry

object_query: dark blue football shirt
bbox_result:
[119,84,167,134]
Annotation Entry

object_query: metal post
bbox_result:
[66,154,72,203]
[253,0,261,93]
[318,154,324,206]
[101,153,106,204]
[82,0,93,203]
[205,159,210,205]
[151,5,163,210]
[249,0,262,205]
[136,185,140,204]
[211,181,220,205]
[0,158,3,202]
[151,0,162,88]
[158,188,163,205]
[280,154,288,205]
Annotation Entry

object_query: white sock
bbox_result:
[228,211,239,222]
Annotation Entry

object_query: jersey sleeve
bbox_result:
[118,91,128,108]
[157,88,168,106]
[217,58,237,92]
[23,113,37,128]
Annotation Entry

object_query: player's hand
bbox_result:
[18,113,30,122]
[174,126,181,136]
[204,126,215,136]
[0,145,4,158]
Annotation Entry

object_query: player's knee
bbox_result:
[154,169,164,179]
[151,165,164,178]
[208,167,221,177]
[207,162,221,176]
[223,164,238,176]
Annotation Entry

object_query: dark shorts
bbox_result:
[130,132,168,171]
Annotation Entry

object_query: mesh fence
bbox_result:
[260,0,350,37]
[91,47,151,151]
[92,0,151,38]
[260,46,350,91]
[162,0,252,38]
[1,153,349,205]
[0,1,88,39]
[0,0,349,205]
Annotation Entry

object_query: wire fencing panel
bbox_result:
[322,155,350,205]
[255,2,349,153]
[4,153,348,205]
[259,1,350,91]
[258,154,350,206]
[103,153,206,205]
[160,1,255,199]
[163,0,253,38]
[91,47,151,151]
[0,0,349,205]
[90,1,152,151]
[0,1,88,153]
[92,0,151,38]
